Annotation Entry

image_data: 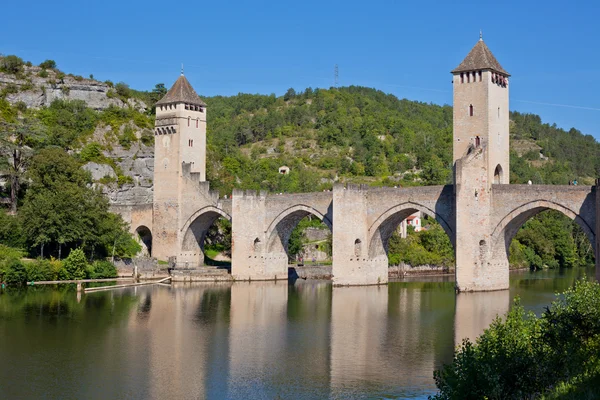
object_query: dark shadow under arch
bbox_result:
[494,164,503,184]
[136,225,152,257]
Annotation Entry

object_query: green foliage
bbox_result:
[0,55,25,74]
[115,82,131,98]
[3,258,27,286]
[62,248,87,280]
[204,218,232,256]
[37,99,98,148]
[0,244,25,262]
[38,60,57,70]
[26,259,55,282]
[432,280,600,399]
[388,219,454,267]
[86,260,117,279]
[511,210,591,270]
[79,142,106,163]
[118,125,137,149]
[19,148,139,259]
[0,211,26,248]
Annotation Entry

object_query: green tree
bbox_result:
[38,59,57,70]
[19,148,138,259]
[0,55,24,74]
[422,155,449,185]
[0,117,46,213]
[63,248,87,280]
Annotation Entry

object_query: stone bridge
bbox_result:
[126,165,600,291]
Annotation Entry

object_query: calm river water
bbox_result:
[0,267,594,399]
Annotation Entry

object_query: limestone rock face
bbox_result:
[82,162,116,181]
[100,142,155,206]
[0,66,146,111]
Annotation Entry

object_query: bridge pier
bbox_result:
[230,189,288,281]
[331,184,388,286]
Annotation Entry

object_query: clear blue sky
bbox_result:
[2,0,600,138]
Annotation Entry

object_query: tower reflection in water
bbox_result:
[85,280,510,398]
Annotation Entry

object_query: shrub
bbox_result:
[0,83,19,98]
[117,174,134,186]
[38,59,57,70]
[37,69,49,78]
[88,260,117,279]
[0,244,25,262]
[80,142,105,162]
[432,280,600,399]
[115,82,131,98]
[26,259,55,282]
[0,55,25,74]
[4,259,27,286]
[118,125,137,149]
[14,101,27,113]
[62,248,87,280]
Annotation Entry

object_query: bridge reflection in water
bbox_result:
[0,268,593,399]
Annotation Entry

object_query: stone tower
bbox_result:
[452,35,510,185]
[453,37,511,291]
[152,74,207,261]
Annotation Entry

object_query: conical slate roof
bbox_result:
[156,74,207,106]
[452,39,509,76]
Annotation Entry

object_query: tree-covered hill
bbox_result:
[203,86,599,195]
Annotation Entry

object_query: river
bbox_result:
[0,267,594,399]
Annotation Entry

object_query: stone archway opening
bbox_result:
[492,206,595,272]
[136,226,152,257]
[494,164,503,184]
[265,207,332,268]
[180,208,232,269]
[368,205,455,274]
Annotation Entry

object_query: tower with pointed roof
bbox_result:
[453,36,512,291]
[452,35,510,185]
[152,73,208,259]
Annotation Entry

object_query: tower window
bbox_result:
[498,107,500,118]
[469,104,474,117]
[189,139,193,147]
[185,104,189,110]
[196,119,198,128]
[467,73,470,83]
[472,71,476,82]
[188,117,190,126]
[478,71,482,81]
[460,73,464,84]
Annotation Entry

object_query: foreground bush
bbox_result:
[431,280,600,399]
[4,259,27,286]
[86,260,117,279]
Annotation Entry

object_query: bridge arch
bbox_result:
[180,206,232,265]
[368,202,454,259]
[491,199,596,261]
[265,204,332,255]
[135,225,153,257]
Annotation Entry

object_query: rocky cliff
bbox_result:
[0,65,146,111]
